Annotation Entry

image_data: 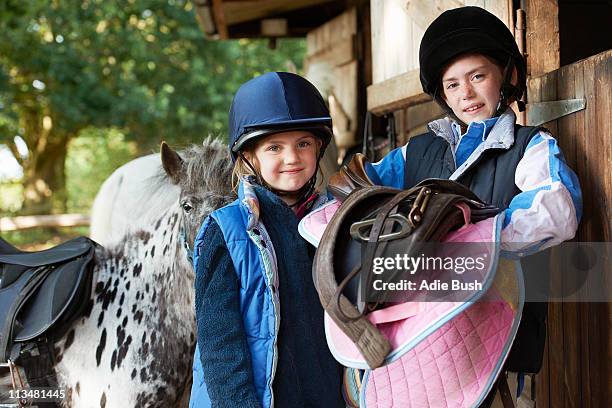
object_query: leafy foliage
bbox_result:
[65,127,138,213]
[0,0,305,214]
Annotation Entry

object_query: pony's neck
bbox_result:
[100,206,195,319]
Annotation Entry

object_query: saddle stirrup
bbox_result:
[0,359,28,407]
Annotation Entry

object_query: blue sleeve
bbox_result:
[364,145,407,189]
[195,220,260,408]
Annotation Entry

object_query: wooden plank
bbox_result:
[406,0,463,30]
[526,61,549,408]
[529,73,559,408]
[536,333,550,408]
[579,55,600,408]
[304,8,359,150]
[306,8,356,56]
[211,0,229,39]
[515,8,527,125]
[587,51,612,407]
[394,109,406,146]
[465,0,486,9]
[410,19,424,70]
[193,3,217,37]
[526,0,560,76]
[558,63,582,408]
[537,73,565,408]
[305,37,355,69]
[222,0,336,26]
[369,0,384,83]
[404,100,445,130]
[370,0,414,83]
[571,61,591,408]
[0,214,90,231]
[330,61,358,148]
[540,69,559,135]
[367,69,431,114]
[593,51,611,242]
[483,0,510,29]
[547,291,564,408]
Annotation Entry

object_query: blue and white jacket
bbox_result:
[364,109,582,256]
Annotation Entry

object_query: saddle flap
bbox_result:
[14,252,94,341]
[0,236,96,362]
[0,236,94,268]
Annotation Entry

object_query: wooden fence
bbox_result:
[0,214,90,232]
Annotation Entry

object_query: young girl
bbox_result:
[189,72,344,408]
[332,6,581,406]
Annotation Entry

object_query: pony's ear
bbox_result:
[161,142,184,185]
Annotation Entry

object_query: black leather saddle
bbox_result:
[0,236,97,363]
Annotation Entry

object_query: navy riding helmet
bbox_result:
[228,72,333,163]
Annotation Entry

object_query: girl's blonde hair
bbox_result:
[231,151,257,192]
[231,139,325,193]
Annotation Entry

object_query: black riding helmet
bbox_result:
[419,7,526,117]
[228,72,333,204]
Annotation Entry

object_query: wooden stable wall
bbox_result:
[528,49,611,408]
[304,8,359,151]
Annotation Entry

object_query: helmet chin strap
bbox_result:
[496,57,526,116]
[238,152,321,208]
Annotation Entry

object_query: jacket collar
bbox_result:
[238,177,262,230]
[428,108,517,151]
[238,177,326,230]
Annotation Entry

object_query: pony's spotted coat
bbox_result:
[21,139,235,407]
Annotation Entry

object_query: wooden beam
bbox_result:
[0,214,90,231]
[367,69,431,115]
[526,0,560,76]
[193,1,218,37]
[222,0,336,26]
[211,0,229,39]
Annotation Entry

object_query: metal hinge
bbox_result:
[527,99,586,126]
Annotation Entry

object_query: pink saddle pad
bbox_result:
[302,208,523,407]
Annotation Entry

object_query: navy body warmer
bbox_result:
[404,124,548,373]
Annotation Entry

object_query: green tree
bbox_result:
[0,0,304,214]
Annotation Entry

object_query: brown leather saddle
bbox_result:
[315,156,499,368]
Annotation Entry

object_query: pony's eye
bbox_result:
[181,201,193,212]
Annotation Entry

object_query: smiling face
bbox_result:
[247,130,321,202]
[441,53,504,124]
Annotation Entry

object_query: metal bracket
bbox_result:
[527,99,586,126]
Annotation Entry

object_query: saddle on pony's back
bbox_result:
[304,156,525,407]
[0,236,96,386]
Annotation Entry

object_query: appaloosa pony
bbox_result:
[34,138,233,407]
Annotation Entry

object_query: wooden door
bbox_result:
[526,1,612,406]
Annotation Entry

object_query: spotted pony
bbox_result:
[38,138,233,407]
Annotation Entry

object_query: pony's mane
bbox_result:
[99,137,233,260]
[175,136,233,196]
